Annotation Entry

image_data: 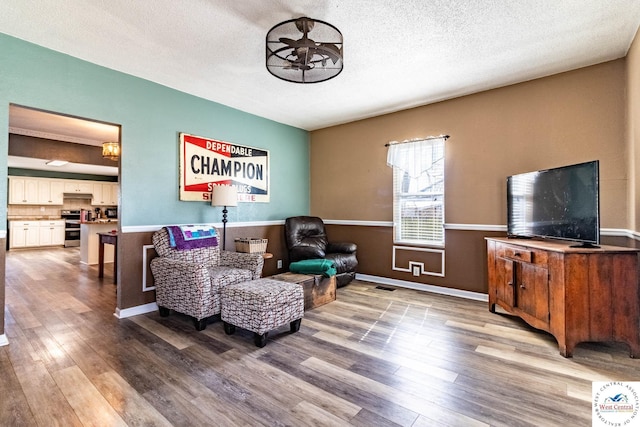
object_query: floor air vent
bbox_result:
[375,286,396,291]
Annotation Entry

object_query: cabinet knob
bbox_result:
[508,281,513,287]
[520,283,526,289]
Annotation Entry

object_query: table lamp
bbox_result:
[211,185,238,250]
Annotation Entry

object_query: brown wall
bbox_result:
[628,28,640,231]
[118,225,289,310]
[311,59,629,293]
[9,134,117,168]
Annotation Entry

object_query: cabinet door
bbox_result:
[10,221,40,248]
[495,257,515,308]
[37,180,64,205]
[49,180,65,204]
[63,181,78,192]
[9,177,39,204]
[516,263,549,327]
[25,225,39,247]
[91,183,104,205]
[10,225,27,248]
[109,183,119,205]
[64,180,94,194]
[38,221,65,246]
[39,226,53,246]
[9,177,26,204]
[77,181,93,193]
[53,225,65,245]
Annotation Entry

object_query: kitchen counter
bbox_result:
[81,219,118,224]
[80,222,118,265]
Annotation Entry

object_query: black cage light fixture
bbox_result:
[266,17,343,84]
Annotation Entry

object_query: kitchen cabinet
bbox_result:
[10,220,41,248]
[38,179,64,205]
[92,182,118,206]
[9,177,64,205]
[9,177,40,204]
[8,176,119,206]
[38,220,65,246]
[486,237,640,357]
[64,180,94,194]
[10,220,66,248]
[109,183,119,205]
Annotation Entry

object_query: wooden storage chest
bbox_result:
[270,272,336,310]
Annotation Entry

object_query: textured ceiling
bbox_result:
[1,1,640,131]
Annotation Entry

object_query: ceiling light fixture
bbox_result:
[102,141,120,161]
[266,17,343,84]
[46,160,68,166]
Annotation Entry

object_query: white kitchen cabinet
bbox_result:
[10,220,65,248]
[38,179,64,205]
[64,180,94,194]
[9,176,117,206]
[38,220,65,246]
[92,182,118,206]
[9,177,39,204]
[10,221,40,248]
[109,183,119,205]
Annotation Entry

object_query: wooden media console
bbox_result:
[486,237,640,357]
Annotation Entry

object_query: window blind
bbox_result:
[390,137,445,245]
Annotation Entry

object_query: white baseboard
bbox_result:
[114,302,158,319]
[355,273,488,302]
[113,275,487,321]
[0,334,8,346]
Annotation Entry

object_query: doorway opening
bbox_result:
[6,104,121,292]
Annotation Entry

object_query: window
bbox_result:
[388,137,446,245]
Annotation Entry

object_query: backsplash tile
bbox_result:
[8,198,95,219]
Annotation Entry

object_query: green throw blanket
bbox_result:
[289,259,337,277]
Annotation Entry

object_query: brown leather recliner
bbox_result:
[284,216,358,287]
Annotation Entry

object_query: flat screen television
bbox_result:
[507,160,600,247]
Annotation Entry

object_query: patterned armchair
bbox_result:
[150,227,264,330]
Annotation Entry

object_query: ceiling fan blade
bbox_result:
[280,36,319,50]
[279,37,299,47]
[317,43,342,63]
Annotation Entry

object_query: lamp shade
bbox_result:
[102,142,120,160]
[211,185,238,207]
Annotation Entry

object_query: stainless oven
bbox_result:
[61,210,81,247]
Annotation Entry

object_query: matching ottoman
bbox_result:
[221,278,304,347]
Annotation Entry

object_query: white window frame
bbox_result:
[391,138,445,246]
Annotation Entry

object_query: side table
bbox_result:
[270,272,336,310]
[98,231,117,283]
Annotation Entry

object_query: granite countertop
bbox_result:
[82,219,118,224]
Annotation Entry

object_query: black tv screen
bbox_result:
[507,160,600,246]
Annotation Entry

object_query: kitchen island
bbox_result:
[80,220,118,265]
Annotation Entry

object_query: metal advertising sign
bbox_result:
[179,132,270,202]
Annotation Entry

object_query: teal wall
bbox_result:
[0,33,310,227]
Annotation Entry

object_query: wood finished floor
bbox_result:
[2,248,639,426]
